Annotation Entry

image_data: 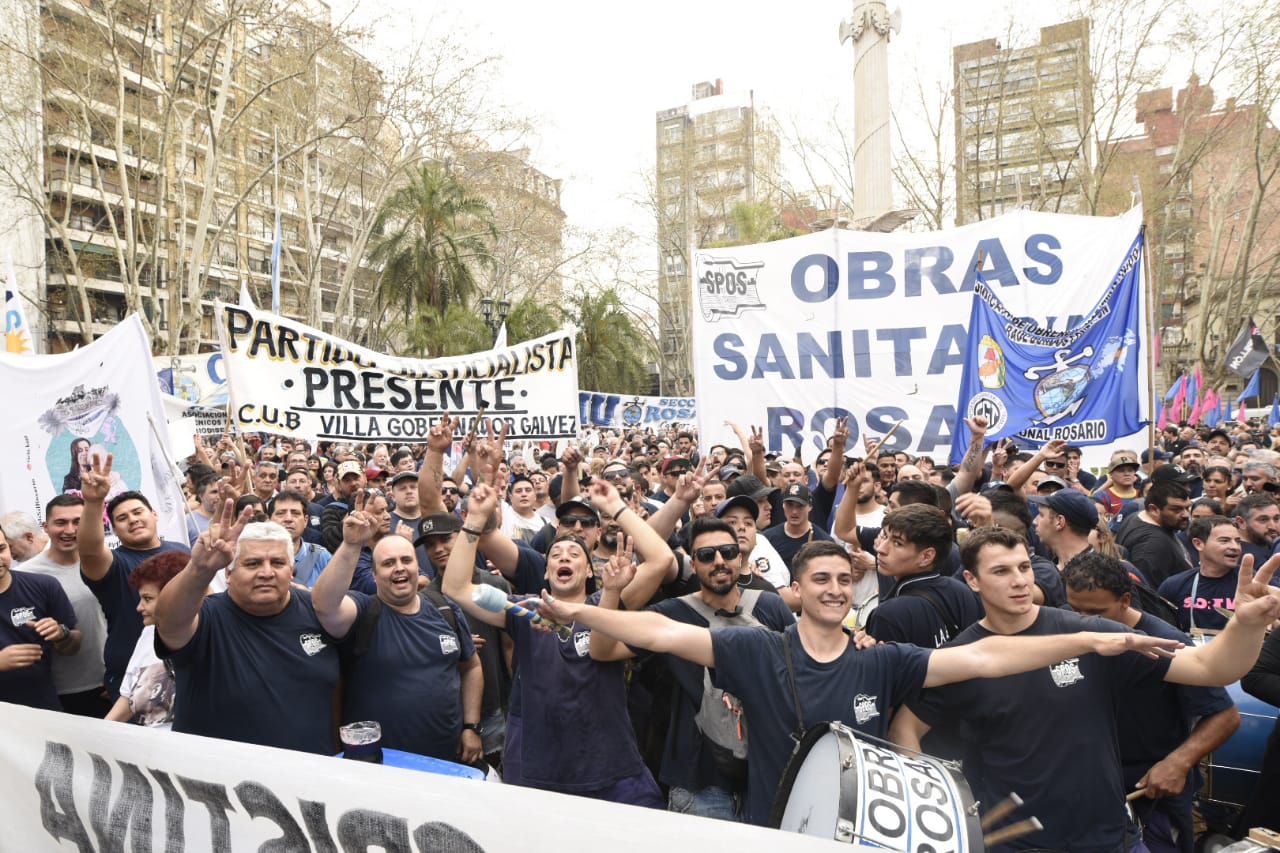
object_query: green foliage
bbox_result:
[705,200,801,248]
[387,303,492,359]
[569,288,655,393]
[502,295,562,344]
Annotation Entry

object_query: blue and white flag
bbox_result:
[950,232,1146,462]
[1236,369,1261,407]
[4,254,33,355]
[1270,395,1280,429]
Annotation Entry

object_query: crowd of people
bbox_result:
[3,412,1280,852]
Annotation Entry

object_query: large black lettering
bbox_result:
[149,770,186,853]
[412,822,487,853]
[298,800,339,853]
[224,307,254,351]
[89,755,154,853]
[178,776,235,851]
[234,781,309,853]
[915,802,956,841]
[34,741,93,853]
[336,808,411,852]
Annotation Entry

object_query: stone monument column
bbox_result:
[840,1,901,228]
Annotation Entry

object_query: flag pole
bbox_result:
[1139,222,1156,465]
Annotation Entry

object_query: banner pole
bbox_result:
[1140,223,1156,463]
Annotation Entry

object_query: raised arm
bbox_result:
[77,452,116,581]
[1006,438,1068,492]
[587,480,678,605]
[311,494,378,639]
[534,592,714,668]
[821,418,849,491]
[924,629,1182,688]
[949,416,990,495]
[418,414,458,515]
[557,444,582,505]
[588,541,641,662]
[440,484,507,629]
[645,462,708,541]
[155,500,254,652]
[1166,554,1280,686]
[832,463,866,544]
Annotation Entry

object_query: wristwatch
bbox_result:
[461,722,482,734]
[56,623,71,642]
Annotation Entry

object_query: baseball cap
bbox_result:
[413,512,462,544]
[388,470,418,487]
[661,456,691,475]
[364,467,389,481]
[1036,475,1067,493]
[1140,448,1171,463]
[1149,463,1196,485]
[718,464,743,481]
[337,460,363,479]
[555,496,601,521]
[980,479,1014,493]
[782,483,812,505]
[1109,454,1140,473]
[726,474,778,501]
[1029,489,1099,529]
[715,494,759,521]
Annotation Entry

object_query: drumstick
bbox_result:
[1126,788,1148,801]
[874,420,906,452]
[980,793,1024,829]
[983,817,1043,846]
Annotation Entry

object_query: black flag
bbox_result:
[1224,317,1269,378]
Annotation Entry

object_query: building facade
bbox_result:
[953,19,1093,225]
[654,79,778,396]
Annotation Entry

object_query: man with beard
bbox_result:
[78,454,189,699]
[1178,444,1206,498]
[312,501,482,764]
[1205,429,1233,459]
[1235,493,1280,566]
[1116,478,1194,587]
[588,517,794,820]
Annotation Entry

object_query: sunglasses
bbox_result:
[692,543,741,563]
[362,488,385,498]
[561,515,599,529]
[441,487,460,495]
[1043,460,1066,469]
[664,467,690,477]
[602,469,630,481]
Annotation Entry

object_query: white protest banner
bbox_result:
[0,315,188,541]
[216,303,580,443]
[579,391,696,430]
[154,352,228,406]
[693,206,1150,458]
[0,703,853,852]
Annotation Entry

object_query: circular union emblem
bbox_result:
[967,391,1008,432]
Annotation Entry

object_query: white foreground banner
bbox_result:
[0,703,850,852]
[216,304,580,443]
[0,315,187,541]
[692,207,1149,458]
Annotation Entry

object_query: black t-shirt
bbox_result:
[0,571,77,710]
[760,522,834,570]
[1116,613,1232,791]
[158,590,340,754]
[341,591,475,761]
[634,592,795,792]
[865,572,984,648]
[82,540,190,697]
[1115,514,1194,588]
[908,607,1172,853]
[711,624,931,826]
[1030,553,1066,608]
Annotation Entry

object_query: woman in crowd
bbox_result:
[105,551,188,728]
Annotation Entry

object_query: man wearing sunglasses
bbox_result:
[588,517,795,821]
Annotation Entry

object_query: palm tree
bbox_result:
[366,163,496,324]
[392,303,492,359]
[570,288,655,393]
[503,295,563,345]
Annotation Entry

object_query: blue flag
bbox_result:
[950,233,1146,463]
[1271,395,1280,428]
[1185,370,1198,414]
[1236,369,1261,407]
[1163,373,1185,402]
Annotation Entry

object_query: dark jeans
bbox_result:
[60,687,112,718]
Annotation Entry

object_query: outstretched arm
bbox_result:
[1166,554,1280,686]
[534,591,714,668]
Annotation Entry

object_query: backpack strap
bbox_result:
[899,581,961,643]
[422,579,460,637]
[680,588,764,623]
[780,630,806,743]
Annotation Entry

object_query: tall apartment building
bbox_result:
[953,19,1093,225]
[6,0,388,354]
[654,79,778,396]
[1105,77,1280,399]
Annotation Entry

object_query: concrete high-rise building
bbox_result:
[3,0,389,353]
[654,79,778,396]
[953,19,1093,225]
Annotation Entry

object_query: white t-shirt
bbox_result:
[118,626,175,729]
[747,537,791,588]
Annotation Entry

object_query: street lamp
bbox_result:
[479,297,510,345]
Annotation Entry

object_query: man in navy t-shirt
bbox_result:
[77,453,189,698]
[1063,550,1238,853]
[533,537,1189,827]
[1159,514,1280,633]
[155,502,339,755]
[0,528,81,710]
[311,504,482,764]
[893,526,1280,853]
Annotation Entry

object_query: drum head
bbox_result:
[769,723,860,839]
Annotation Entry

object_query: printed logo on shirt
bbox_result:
[9,606,36,627]
[573,630,591,657]
[853,693,880,725]
[1049,657,1084,687]
[439,634,459,655]
[1183,596,1235,612]
[299,633,327,656]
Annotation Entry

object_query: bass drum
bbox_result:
[769,722,982,851]
[1202,680,1280,807]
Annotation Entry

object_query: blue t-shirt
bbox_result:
[292,541,332,587]
[0,571,77,710]
[82,540,190,697]
[865,572,984,648]
[711,624,932,826]
[1154,568,1275,633]
[341,591,474,761]
[908,607,1172,853]
[158,590,340,754]
[637,592,795,792]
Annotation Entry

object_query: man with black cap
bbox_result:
[654,456,692,505]
[1030,488,1100,571]
[724,473,778,529]
[760,483,834,571]
[1116,471,1195,587]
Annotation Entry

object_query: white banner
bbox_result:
[0,315,187,541]
[693,207,1150,457]
[0,703,852,852]
[216,304,580,443]
[154,352,228,407]
[579,392,696,430]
